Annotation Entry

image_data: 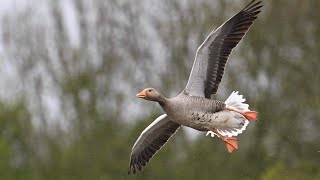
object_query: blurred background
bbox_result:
[0,0,319,179]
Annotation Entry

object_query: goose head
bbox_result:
[136,88,163,102]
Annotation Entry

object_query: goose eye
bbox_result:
[148,89,152,92]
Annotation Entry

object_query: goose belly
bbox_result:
[174,110,237,131]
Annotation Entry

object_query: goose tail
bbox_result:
[206,91,253,138]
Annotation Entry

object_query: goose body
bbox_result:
[163,93,228,131]
[128,0,263,174]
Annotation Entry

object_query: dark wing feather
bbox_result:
[185,0,263,98]
[128,114,180,174]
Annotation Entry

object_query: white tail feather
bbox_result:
[206,91,250,138]
[225,91,249,111]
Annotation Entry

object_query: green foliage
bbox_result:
[0,101,33,179]
[262,161,320,180]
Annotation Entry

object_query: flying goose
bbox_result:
[128,0,262,174]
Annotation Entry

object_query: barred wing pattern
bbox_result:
[128,114,181,174]
[185,0,262,98]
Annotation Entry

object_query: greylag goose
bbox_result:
[129,0,262,174]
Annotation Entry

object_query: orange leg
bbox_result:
[211,129,238,153]
[226,105,258,121]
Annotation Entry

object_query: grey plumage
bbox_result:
[129,0,262,175]
[128,94,227,174]
[162,93,237,132]
[185,0,262,98]
[128,114,180,174]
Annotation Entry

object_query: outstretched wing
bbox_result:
[128,114,181,174]
[185,0,262,98]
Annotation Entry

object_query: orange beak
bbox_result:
[136,90,147,98]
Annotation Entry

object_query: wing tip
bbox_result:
[243,0,263,13]
[128,166,136,175]
[128,163,140,175]
[128,158,134,175]
[128,156,142,175]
